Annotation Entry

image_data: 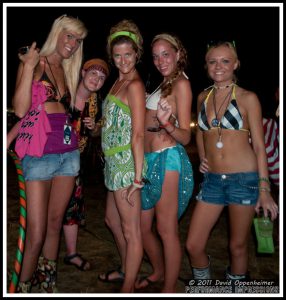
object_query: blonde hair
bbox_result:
[106,19,143,63]
[40,15,88,107]
[151,33,188,98]
[205,41,240,83]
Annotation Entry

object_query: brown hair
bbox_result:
[151,33,188,98]
[106,19,143,63]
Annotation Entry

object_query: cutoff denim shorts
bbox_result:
[22,149,80,181]
[196,172,259,205]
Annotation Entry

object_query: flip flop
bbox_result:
[98,267,125,283]
[63,253,91,271]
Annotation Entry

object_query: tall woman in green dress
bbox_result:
[100,19,146,293]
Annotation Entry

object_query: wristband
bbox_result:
[159,122,176,134]
[259,187,271,192]
[133,179,144,189]
[159,121,172,128]
[259,177,271,185]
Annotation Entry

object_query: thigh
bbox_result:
[113,188,141,228]
[187,200,224,246]
[155,171,179,231]
[25,180,52,235]
[228,204,256,244]
[48,176,76,221]
[141,208,155,233]
[105,191,121,226]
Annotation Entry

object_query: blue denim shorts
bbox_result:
[22,149,80,181]
[196,172,259,205]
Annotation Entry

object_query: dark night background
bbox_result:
[5,4,280,117]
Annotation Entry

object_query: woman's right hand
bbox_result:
[18,41,40,69]
[199,157,209,173]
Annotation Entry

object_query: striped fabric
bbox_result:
[263,118,279,186]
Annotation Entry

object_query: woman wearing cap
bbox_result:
[62,58,109,272]
[98,19,146,293]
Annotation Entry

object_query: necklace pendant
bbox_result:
[211,118,220,127]
[216,141,224,149]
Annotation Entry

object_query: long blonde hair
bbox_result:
[40,15,88,107]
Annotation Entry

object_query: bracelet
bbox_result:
[159,121,172,128]
[259,177,271,185]
[259,187,271,192]
[133,179,144,189]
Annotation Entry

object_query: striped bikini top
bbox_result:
[198,85,249,132]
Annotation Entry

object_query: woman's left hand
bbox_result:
[121,185,139,207]
[157,98,172,125]
[255,193,279,221]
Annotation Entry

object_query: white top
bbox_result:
[146,72,188,110]
[146,86,161,110]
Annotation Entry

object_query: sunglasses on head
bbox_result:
[207,40,236,50]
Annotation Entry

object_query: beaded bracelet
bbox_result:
[259,177,271,185]
[133,179,144,189]
[259,187,271,192]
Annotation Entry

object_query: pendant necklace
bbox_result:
[211,87,232,128]
[212,87,233,149]
[216,127,224,149]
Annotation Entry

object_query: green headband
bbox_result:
[109,31,139,45]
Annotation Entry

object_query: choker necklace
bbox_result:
[211,87,233,149]
[213,82,235,90]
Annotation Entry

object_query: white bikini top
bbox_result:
[146,87,161,110]
[146,72,189,110]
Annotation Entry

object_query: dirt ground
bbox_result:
[5,138,280,296]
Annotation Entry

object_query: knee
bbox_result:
[156,221,177,242]
[121,222,141,243]
[105,215,118,231]
[186,237,203,258]
[48,214,64,233]
[229,240,247,258]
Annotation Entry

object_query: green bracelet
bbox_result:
[259,177,270,185]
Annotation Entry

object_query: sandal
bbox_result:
[98,266,125,283]
[63,253,91,271]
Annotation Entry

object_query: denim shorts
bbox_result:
[22,149,80,181]
[196,172,259,205]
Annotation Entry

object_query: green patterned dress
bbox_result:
[102,94,135,191]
